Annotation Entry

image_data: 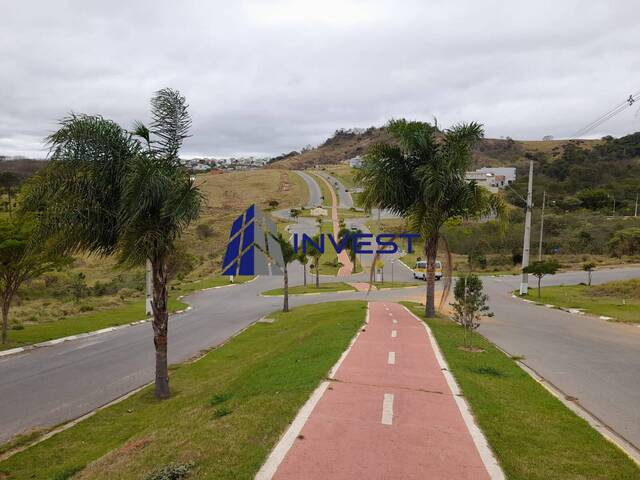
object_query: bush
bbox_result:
[608,227,640,257]
[145,462,194,480]
[195,223,214,239]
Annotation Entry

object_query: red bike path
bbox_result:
[257,301,504,479]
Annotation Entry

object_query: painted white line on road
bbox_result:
[388,351,396,365]
[391,330,397,338]
[392,318,398,324]
[381,393,394,425]
[388,313,393,317]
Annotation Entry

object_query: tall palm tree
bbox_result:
[306,234,322,288]
[297,251,309,286]
[356,119,507,317]
[21,88,202,399]
[338,226,361,273]
[274,232,297,312]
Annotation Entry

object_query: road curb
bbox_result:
[402,305,506,480]
[510,293,624,322]
[491,342,640,466]
[0,278,258,358]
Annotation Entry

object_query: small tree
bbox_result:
[583,262,595,286]
[450,274,492,349]
[338,227,361,273]
[523,260,560,297]
[297,251,308,286]
[289,209,300,223]
[0,217,67,343]
[274,233,296,312]
[267,199,279,210]
[306,234,322,288]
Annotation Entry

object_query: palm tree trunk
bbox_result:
[425,233,439,317]
[303,263,307,286]
[151,257,170,399]
[283,265,289,312]
[537,277,542,297]
[316,260,320,288]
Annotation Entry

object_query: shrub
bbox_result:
[145,462,194,480]
[195,223,214,239]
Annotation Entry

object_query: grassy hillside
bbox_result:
[266,125,601,170]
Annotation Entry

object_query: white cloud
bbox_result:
[2,0,640,158]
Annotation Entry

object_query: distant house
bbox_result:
[476,167,516,185]
[310,207,328,217]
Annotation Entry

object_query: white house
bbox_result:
[476,167,516,185]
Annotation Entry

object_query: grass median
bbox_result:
[403,302,640,480]
[262,282,356,296]
[0,301,367,479]
[527,279,640,323]
[1,276,253,351]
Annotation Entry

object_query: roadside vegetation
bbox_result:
[404,302,640,479]
[0,301,367,479]
[531,279,640,323]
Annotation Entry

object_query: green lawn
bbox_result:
[0,301,366,479]
[308,171,333,208]
[1,276,253,351]
[403,303,640,480]
[262,282,356,296]
[526,280,640,323]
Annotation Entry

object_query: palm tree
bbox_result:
[338,227,361,273]
[297,251,309,286]
[21,88,202,399]
[274,232,297,312]
[356,119,507,317]
[306,234,322,288]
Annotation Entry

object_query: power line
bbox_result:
[572,90,640,138]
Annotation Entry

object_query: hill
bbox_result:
[267,125,601,171]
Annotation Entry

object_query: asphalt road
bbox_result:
[294,171,322,207]
[2,168,640,458]
[315,171,353,209]
[480,268,640,451]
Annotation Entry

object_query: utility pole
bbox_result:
[538,191,546,261]
[520,161,534,295]
[145,259,152,316]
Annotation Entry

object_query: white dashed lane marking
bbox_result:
[388,352,396,365]
[381,393,394,425]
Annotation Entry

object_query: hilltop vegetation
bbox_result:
[266,124,601,170]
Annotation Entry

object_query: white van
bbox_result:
[413,260,442,281]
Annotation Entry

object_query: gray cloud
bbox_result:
[3,0,640,158]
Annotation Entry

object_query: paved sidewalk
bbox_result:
[313,173,353,276]
[259,302,502,479]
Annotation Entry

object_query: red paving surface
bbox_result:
[272,302,492,480]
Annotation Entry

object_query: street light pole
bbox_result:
[538,191,546,261]
[520,161,534,295]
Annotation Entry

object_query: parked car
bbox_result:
[413,260,442,280]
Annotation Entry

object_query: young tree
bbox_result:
[22,88,202,399]
[357,119,508,317]
[0,217,67,344]
[305,234,322,288]
[523,260,560,297]
[450,274,492,349]
[583,262,596,286]
[289,208,300,223]
[274,233,296,312]
[338,227,361,273]
[297,251,309,286]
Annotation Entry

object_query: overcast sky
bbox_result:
[2,1,640,158]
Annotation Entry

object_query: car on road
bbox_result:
[413,260,443,280]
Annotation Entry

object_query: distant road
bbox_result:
[481,267,640,453]
[315,171,354,209]
[294,171,322,207]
